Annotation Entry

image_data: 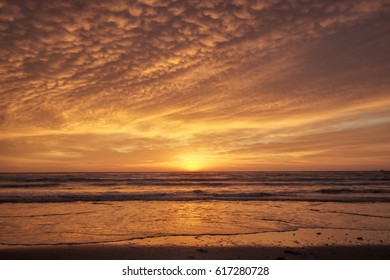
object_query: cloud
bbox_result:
[0,0,389,171]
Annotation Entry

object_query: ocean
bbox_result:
[0,171,389,203]
[0,171,389,247]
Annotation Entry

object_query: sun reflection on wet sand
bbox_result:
[0,201,389,248]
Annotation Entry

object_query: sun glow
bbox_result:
[177,153,210,171]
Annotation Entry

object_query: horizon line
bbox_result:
[0,170,388,174]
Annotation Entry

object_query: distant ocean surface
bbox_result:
[0,171,389,203]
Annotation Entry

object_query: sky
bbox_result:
[0,0,389,172]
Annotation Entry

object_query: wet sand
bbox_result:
[1,245,390,260]
[1,228,389,260]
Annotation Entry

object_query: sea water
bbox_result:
[0,172,389,246]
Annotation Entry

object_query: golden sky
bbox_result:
[0,0,389,171]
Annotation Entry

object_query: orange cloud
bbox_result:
[0,0,389,171]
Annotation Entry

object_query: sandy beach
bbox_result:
[1,228,389,260]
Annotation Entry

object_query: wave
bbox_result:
[1,192,389,203]
[0,183,61,188]
[1,171,389,188]
[1,172,389,204]
[318,188,390,194]
[1,181,389,189]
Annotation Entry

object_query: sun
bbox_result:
[177,153,209,171]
